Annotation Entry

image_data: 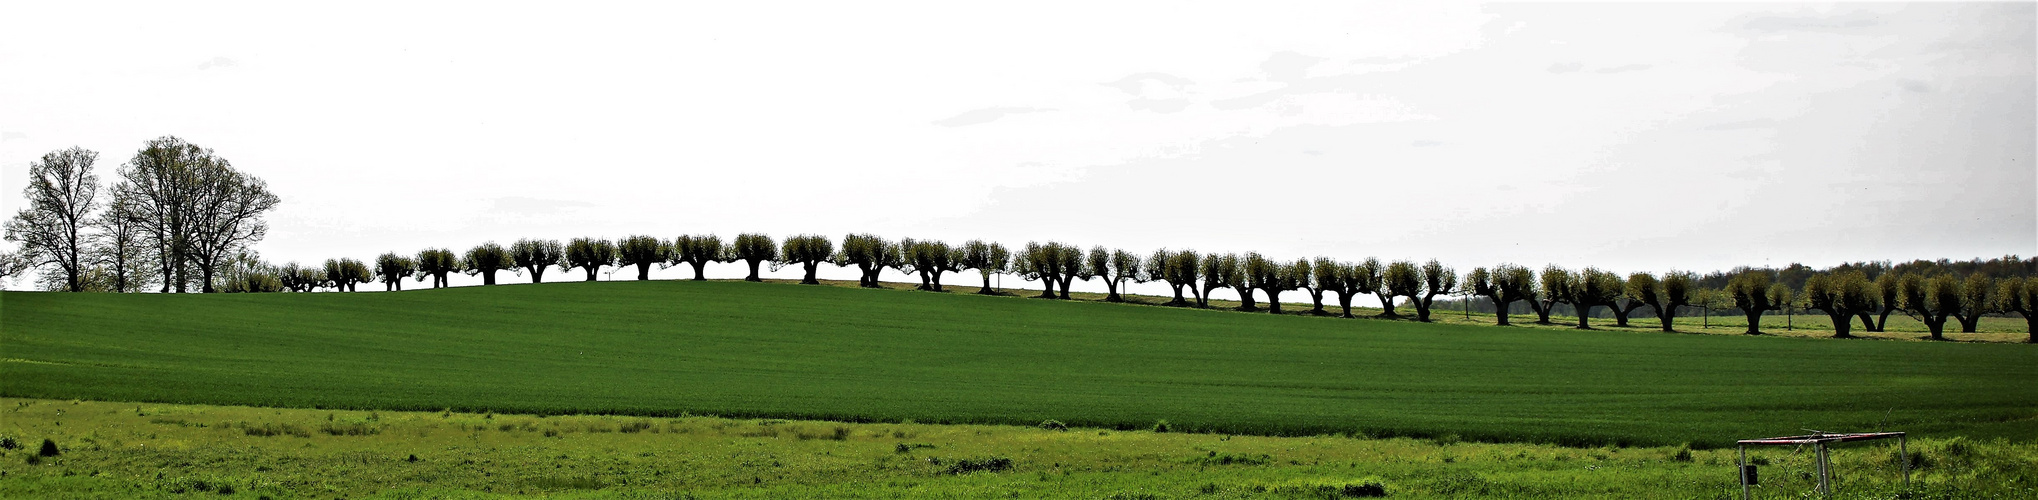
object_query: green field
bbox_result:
[5,280,2033,449]
[7,398,2032,499]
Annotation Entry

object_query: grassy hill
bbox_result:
[3,280,2034,447]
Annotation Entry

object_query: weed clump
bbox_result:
[0,436,17,450]
[1039,420,1068,431]
[38,438,60,457]
[320,422,380,436]
[941,456,1013,474]
[1189,451,1270,466]
[1151,420,1171,433]
[1271,481,1389,498]
[242,422,310,438]
[1670,447,1694,462]
[895,443,936,454]
[619,420,654,433]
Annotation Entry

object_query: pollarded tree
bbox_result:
[1413,259,1457,322]
[416,248,460,288]
[898,238,959,291]
[323,258,372,292]
[1049,243,1084,299]
[1995,277,2037,342]
[1328,260,1368,318]
[277,262,315,292]
[510,238,564,283]
[1568,268,1623,329]
[835,234,897,288]
[1245,253,1300,314]
[374,252,418,291]
[1803,271,1877,338]
[1725,270,1783,335]
[1093,247,1140,302]
[1610,273,1654,328]
[615,235,669,281]
[730,233,776,282]
[1013,242,1057,298]
[780,234,835,285]
[1629,271,1694,332]
[1870,272,1903,332]
[1144,249,1199,306]
[670,234,730,281]
[957,239,1009,294]
[1530,265,1571,325]
[1227,253,1270,311]
[463,242,516,285]
[1951,273,1996,333]
[1306,257,1340,316]
[1380,260,1421,319]
[1469,264,1535,326]
[4,147,101,292]
[1896,273,1957,340]
[563,237,617,281]
[1198,253,1242,308]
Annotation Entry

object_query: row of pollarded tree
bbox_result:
[258,233,2038,343]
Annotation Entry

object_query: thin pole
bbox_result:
[1739,445,1752,500]
[1899,434,1910,488]
[1816,443,1830,496]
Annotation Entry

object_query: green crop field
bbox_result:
[3,280,2035,449]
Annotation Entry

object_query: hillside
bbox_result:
[3,280,2034,447]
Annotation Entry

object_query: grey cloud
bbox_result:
[1126,98,1190,113]
[197,56,236,70]
[932,107,1055,127]
[1596,64,1652,74]
[1547,62,1583,73]
[1701,119,1776,131]
[1734,10,1882,34]
[1,131,25,141]
[1103,72,1194,95]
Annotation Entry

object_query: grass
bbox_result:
[4,398,2031,498]
[3,280,2035,448]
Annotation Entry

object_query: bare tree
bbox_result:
[179,154,280,293]
[957,239,1010,294]
[0,248,28,284]
[779,234,835,285]
[1413,259,1457,322]
[670,235,729,281]
[4,147,101,292]
[1726,270,1783,335]
[463,242,516,285]
[510,238,565,283]
[91,192,154,292]
[1380,260,1420,318]
[563,237,616,281]
[1995,277,2036,342]
[416,248,460,288]
[730,233,776,282]
[374,252,418,291]
[111,137,280,293]
[616,235,669,281]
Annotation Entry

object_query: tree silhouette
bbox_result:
[1950,273,1996,333]
[113,137,279,293]
[1088,247,1140,302]
[4,147,100,292]
[373,252,417,291]
[564,237,616,281]
[415,248,459,288]
[957,239,1009,294]
[1305,257,1339,316]
[1627,271,1695,332]
[1143,249,1199,306]
[671,234,729,281]
[1199,253,1246,309]
[615,235,669,281]
[729,233,776,282]
[1380,260,1420,318]
[1412,259,1457,322]
[462,242,515,285]
[1529,265,1571,325]
[324,258,372,292]
[510,239,564,283]
[1870,272,1903,332]
[835,234,901,288]
[780,234,835,285]
[1567,268,1622,329]
[1725,270,1782,334]
[1243,253,1297,313]
[1995,277,2036,342]
[1803,271,1877,338]
[1467,264,1532,326]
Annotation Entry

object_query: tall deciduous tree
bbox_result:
[416,248,459,288]
[5,147,101,292]
[1726,270,1783,335]
[92,193,154,292]
[957,239,1009,294]
[730,233,776,282]
[374,252,418,291]
[463,242,516,285]
[1803,271,1877,338]
[780,234,834,285]
[510,239,564,283]
[563,237,616,281]
[615,235,669,281]
[113,137,279,293]
[1995,277,2037,342]
[670,235,729,281]
[1413,259,1457,322]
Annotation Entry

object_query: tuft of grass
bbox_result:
[940,456,1013,475]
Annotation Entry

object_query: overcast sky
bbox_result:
[2,1,2032,294]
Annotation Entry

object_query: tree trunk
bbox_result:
[529,266,547,283]
[1196,285,1213,308]
[1874,308,1894,332]
[1529,299,1553,324]
[1375,292,1398,318]
[1167,283,1186,305]
[1743,308,1764,335]
[1924,314,1946,340]
[1655,305,1676,333]
[1826,311,1853,338]
[1307,289,1327,316]
[1337,292,1355,318]
[801,262,820,285]
[1576,304,1592,329]
[1264,289,1282,314]
[1105,279,1122,302]
[689,261,708,280]
[1956,314,1980,333]
[930,271,945,292]
[1038,277,1057,298]
[483,270,497,285]
[634,263,652,280]
[1233,285,1258,311]
[2023,312,2036,343]
[1057,276,1075,299]
[979,272,995,295]
[916,270,932,290]
[1855,312,1874,333]
[744,260,762,281]
[1414,293,1436,322]
[1491,296,1514,326]
[1614,303,1645,327]
[584,268,598,281]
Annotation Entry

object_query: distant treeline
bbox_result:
[7,143,2034,343]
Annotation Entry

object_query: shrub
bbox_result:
[942,456,1013,475]
[1039,420,1068,431]
[1671,447,1694,462]
[38,438,59,457]
[1151,419,1172,433]
[895,443,936,454]
[0,436,16,450]
[320,422,380,436]
[619,420,654,433]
